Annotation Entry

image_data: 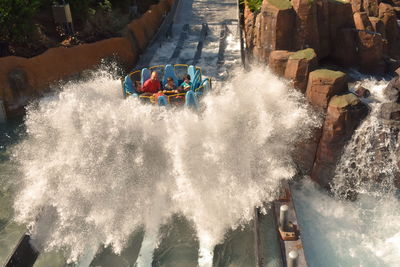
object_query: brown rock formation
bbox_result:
[380,102,400,120]
[328,0,354,40]
[311,93,369,188]
[379,3,400,59]
[329,1,356,65]
[353,12,373,31]
[384,75,400,102]
[292,0,320,54]
[331,28,358,67]
[244,5,256,55]
[350,0,362,13]
[293,126,323,176]
[268,50,294,76]
[357,31,384,74]
[284,48,318,93]
[253,0,295,61]
[316,0,331,58]
[369,16,386,37]
[306,69,347,109]
[363,0,379,17]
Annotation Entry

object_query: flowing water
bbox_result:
[3,66,318,266]
[293,77,400,267]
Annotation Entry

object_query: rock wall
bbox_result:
[244,0,400,74]
[0,0,174,117]
[243,0,400,189]
[311,94,369,188]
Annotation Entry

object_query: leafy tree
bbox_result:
[0,0,41,43]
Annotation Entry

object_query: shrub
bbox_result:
[244,0,263,12]
[0,0,41,43]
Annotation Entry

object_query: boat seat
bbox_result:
[190,69,201,91]
[141,68,151,86]
[188,65,196,82]
[163,64,179,87]
[123,75,138,96]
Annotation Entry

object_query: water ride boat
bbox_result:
[122,64,212,108]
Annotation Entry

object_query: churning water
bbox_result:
[10,66,318,265]
[293,78,400,267]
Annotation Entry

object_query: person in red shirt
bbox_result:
[141,71,161,94]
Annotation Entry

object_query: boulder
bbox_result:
[284,48,318,93]
[383,76,400,102]
[379,3,400,59]
[328,1,356,64]
[328,0,354,40]
[353,12,374,31]
[369,16,386,38]
[244,5,256,55]
[293,126,323,176]
[254,0,295,61]
[316,0,331,58]
[356,31,384,74]
[252,13,265,61]
[268,50,294,76]
[354,85,371,98]
[350,0,363,13]
[292,0,320,54]
[331,28,358,67]
[380,102,400,121]
[306,69,347,108]
[363,0,379,17]
[311,93,369,188]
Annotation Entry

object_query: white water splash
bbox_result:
[12,66,317,265]
[293,78,400,267]
[333,78,399,197]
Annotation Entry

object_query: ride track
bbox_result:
[4,0,308,266]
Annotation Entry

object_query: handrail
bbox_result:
[128,64,203,81]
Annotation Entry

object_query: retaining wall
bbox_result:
[0,0,174,117]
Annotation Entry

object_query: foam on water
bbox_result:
[293,180,400,267]
[333,78,399,197]
[11,66,318,265]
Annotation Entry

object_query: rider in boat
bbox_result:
[164,77,178,93]
[141,71,161,94]
[179,74,192,91]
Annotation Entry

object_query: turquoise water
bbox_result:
[0,118,27,266]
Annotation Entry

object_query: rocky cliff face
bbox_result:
[244,0,400,189]
[244,0,400,74]
[311,94,369,188]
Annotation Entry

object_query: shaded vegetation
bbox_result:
[0,0,159,57]
[243,0,263,12]
[0,0,41,44]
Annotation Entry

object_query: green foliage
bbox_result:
[98,0,112,13]
[0,0,41,43]
[243,0,263,12]
[67,0,94,24]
